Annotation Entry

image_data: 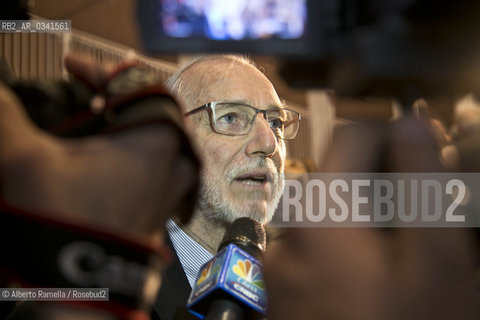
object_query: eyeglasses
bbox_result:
[184,101,301,140]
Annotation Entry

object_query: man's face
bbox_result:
[183,60,286,225]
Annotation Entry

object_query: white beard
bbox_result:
[197,157,285,225]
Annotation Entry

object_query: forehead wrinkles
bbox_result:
[185,60,278,108]
[181,60,239,107]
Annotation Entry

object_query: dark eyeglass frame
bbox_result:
[183,100,301,140]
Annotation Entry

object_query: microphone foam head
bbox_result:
[219,217,266,258]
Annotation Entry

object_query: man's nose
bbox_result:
[245,114,277,158]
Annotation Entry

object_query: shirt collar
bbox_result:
[166,218,214,288]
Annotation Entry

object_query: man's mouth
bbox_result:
[234,173,271,186]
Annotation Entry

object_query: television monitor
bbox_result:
[136,0,321,56]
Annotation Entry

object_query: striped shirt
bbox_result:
[166,218,214,288]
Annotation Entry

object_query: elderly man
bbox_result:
[152,55,300,319]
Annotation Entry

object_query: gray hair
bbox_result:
[165,55,259,109]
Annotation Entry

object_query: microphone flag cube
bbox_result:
[187,243,267,317]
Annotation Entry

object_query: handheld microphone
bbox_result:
[187,217,267,320]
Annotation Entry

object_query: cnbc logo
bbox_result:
[196,261,219,285]
[232,259,265,290]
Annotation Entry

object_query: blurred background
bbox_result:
[0,0,404,172]
[2,0,480,173]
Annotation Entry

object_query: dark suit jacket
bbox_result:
[151,236,192,320]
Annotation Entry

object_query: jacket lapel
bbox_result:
[151,235,192,320]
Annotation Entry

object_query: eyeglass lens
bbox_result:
[213,102,299,139]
